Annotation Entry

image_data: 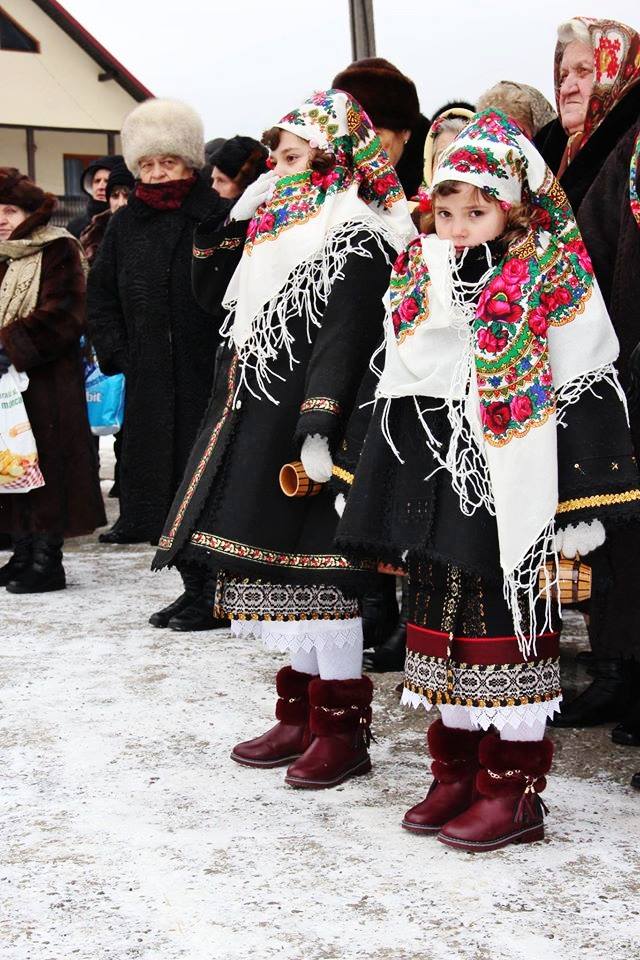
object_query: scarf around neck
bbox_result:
[135,174,197,210]
[377,110,624,654]
[221,89,416,402]
[630,126,640,228]
[0,225,85,329]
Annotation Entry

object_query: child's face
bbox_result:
[434,182,508,250]
[270,131,313,178]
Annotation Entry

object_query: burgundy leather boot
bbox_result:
[285,676,373,789]
[231,666,314,768]
[438,734,554,852]
[402,719,484,834]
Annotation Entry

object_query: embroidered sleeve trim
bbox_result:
[332,465,355,485]
[299,397,341,416]
[187,530,375,572]
[556,489,640,514]
[193,237,243,258]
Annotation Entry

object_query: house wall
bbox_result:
[1,0,142,129]
[0,127,124,192]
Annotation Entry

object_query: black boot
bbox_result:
[550,658,629,727]
[632,772,640,789]
[363,619,407,672]
[0,536,32,587]
[99,518,149,544]
[6,535,65,594]
[611,687,640,746]
[149,565,204,628]
[167,574,230,631]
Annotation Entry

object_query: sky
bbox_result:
[63,0,640,139]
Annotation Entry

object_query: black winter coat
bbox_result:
[153,226,393,592]
[87,175,230,541]
[535,84,640,213]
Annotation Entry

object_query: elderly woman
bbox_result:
[535,16,640,211]
[88,99,230,632]
[477,81,556,141]
[209,135,268,200]
[0,169,105,592]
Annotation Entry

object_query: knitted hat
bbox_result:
[106,158,135,200]
[332,58,420,131]
[121,98,205,176]
[209,135,268,180]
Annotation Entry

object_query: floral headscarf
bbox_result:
[222,89,415,400]
[555,17,640,166]
[631,127,640,228]
[378,110,622,652]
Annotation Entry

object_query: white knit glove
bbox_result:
[555,520,606,559]
[301,434,333,483]
[334,493,346,517]
[229,170,278,222]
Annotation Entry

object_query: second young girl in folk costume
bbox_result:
[335,110,640,849]
[153,90,415,790]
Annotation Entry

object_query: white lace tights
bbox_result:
[290,638,363,681]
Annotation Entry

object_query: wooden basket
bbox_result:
[279,461,323,498]
[538,555,592,604]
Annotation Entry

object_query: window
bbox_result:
[63,155,103,197]
[0,8,39,52]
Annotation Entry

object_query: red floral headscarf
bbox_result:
[555,17,640,169]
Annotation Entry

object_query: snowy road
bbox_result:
[2,486,640,960]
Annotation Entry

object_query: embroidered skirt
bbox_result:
[215,575,362,653]
[402,559,562,731]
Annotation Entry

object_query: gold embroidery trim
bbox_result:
[332,465,355,485]
[300,397,341,416]
[193,237,243,258]
[556,489,640,514]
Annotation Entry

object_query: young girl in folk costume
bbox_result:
[153,90,415,790]
[334,109,640,850]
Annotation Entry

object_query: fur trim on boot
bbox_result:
[438,735,554,852]
[285,676,374,789]
[402,719,483,834]
[230,667,315,769]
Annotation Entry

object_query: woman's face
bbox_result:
[377,127,411,168]
[138,155,192,184]
[559,40,595,134]
[434,183,508,249]
[0,203,28,240]
[108,187,130,213]
[211,166,242,199]
[269,131,312,178]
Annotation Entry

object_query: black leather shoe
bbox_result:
[99,522,149,544]
[168,597,230,632]
[361,583,399,649]
[363,621,407,673]
[550,659,628,728]
[612,698,640,746]
[632,771,640,789]
[149,591,196,628]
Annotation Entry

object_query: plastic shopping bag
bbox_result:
[85,359,125,436]
[0,367,45,493]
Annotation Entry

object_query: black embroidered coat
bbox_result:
[575,120,640,659]
[87,175,229,542]
[153,224,393,591]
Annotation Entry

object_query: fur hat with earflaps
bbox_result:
[121,98,205,177]
[0,167,56,239]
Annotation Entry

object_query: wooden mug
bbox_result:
[538,555,592,604]
[279,461,323,498]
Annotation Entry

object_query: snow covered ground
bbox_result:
[2,459,640,960]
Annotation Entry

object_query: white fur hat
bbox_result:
[121,98,205,176]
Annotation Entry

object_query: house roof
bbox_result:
[32,0,153,102]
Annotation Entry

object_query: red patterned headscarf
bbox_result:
[555,17,640,169]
